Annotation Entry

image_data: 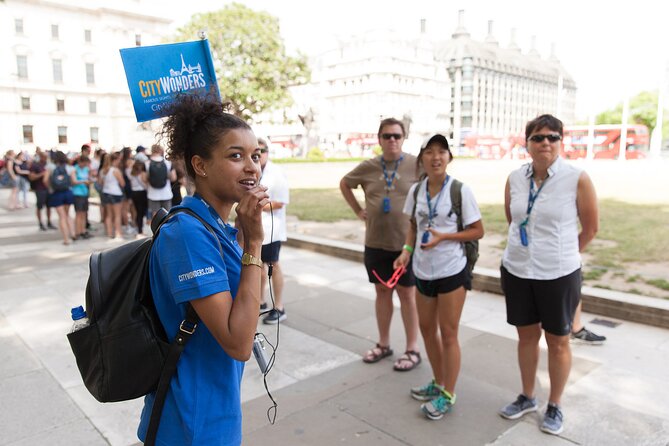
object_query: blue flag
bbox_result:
[120,39,220,122]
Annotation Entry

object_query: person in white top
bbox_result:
[143,144,176,219]
[497,114,599,436]
[394,134,484,421]
[100,152,126,239]
[256,138,290,325]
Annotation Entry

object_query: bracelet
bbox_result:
[402,244,414,254]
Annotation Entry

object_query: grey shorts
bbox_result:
[148,199,172,216]
[74,196,89,212]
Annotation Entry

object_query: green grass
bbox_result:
[287,189,669,266]
[583,267,608,281]
[646,278,669,291]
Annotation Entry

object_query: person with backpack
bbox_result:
[143,144,176,219]
[393,133,484,421]
[135,94,269,446]
[497,115,599,435]
[44,150,75,244]
[100,152,126,239]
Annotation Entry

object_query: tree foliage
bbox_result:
[596,90,668,136]
[174,3,310,120]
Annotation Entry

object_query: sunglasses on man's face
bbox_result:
[381,133,403,140]
[529,134,561,143]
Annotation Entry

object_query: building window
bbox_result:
[51,24,59,39]
[85,63,95,85]
[135,34,142,46]
[53,59,63,83]
[21,96,31,111]
[56,98,65,112]
[58,126,68,144]
[89,100,97,114]
[23,125,34,143]
[15,18,24,35]
[90,127,99,143]
[84,29,92,43]
[17,55,28,79]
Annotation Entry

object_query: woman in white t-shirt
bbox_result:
[100,151,125,239]
[394,134,484,421]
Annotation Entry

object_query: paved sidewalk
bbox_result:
[1,193,669,445]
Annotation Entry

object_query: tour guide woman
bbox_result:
[394,134,484,420]
[497,114,598,436]
[137,95,269,445]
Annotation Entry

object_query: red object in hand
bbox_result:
[372,265,406,289]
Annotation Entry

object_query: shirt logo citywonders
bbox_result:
[138,54,207,99]
[178,266,215,282]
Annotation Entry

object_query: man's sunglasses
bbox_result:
[381,133,403,140]
[372,266,406,289]
[528,134,561,143]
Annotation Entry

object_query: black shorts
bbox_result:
[261,241,281,263]
[34,190,48,209]
[364,246,415,287]
[74,196,89,212]
[416,267,470,297]
[500,265,581,336]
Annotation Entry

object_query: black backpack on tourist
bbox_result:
[67,207,221,446]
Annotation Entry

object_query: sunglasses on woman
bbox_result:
[528,134,561,143]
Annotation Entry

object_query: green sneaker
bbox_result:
[421,390,456,420]
[410,379,443,401]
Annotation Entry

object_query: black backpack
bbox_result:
[51,165,71,191]
[67,207,221,446]
[148,159,168,188]
[411,178,479,277]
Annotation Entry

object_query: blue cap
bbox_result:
[71,305,87,320]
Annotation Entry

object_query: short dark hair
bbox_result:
[378,118,406,137]
[525,114,563,140]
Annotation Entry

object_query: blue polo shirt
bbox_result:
[137,195,244,446]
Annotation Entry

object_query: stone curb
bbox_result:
[286,233,669,330]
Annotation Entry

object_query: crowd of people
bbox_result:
[1,143,188,245]
[2,102,608,444]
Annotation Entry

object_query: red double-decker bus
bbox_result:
[562,124,650,159]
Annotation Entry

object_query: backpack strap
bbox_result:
[144,207,222,446]
[448,178,464,232]
[410,176,426,223]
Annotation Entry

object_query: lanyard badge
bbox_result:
[381,156,403,213]
[519,176,547,247]
[422,176,449,245]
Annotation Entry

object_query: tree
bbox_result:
[174,3,310,120]
[596,90,668,136]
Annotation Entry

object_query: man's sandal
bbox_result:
[393,350,421,371]
[362,343,394,363]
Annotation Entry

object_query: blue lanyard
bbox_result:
[426,175,449,226]
[520,176,547,227]
[381,155,403,193]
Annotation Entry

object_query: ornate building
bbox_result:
[303,11,576,151]
[1,0,171,152]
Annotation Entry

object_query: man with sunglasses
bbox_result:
[257,138,290,324]
[340,118,422,372]
[498,114,599,435]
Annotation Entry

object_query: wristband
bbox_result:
[402,244,414,254]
